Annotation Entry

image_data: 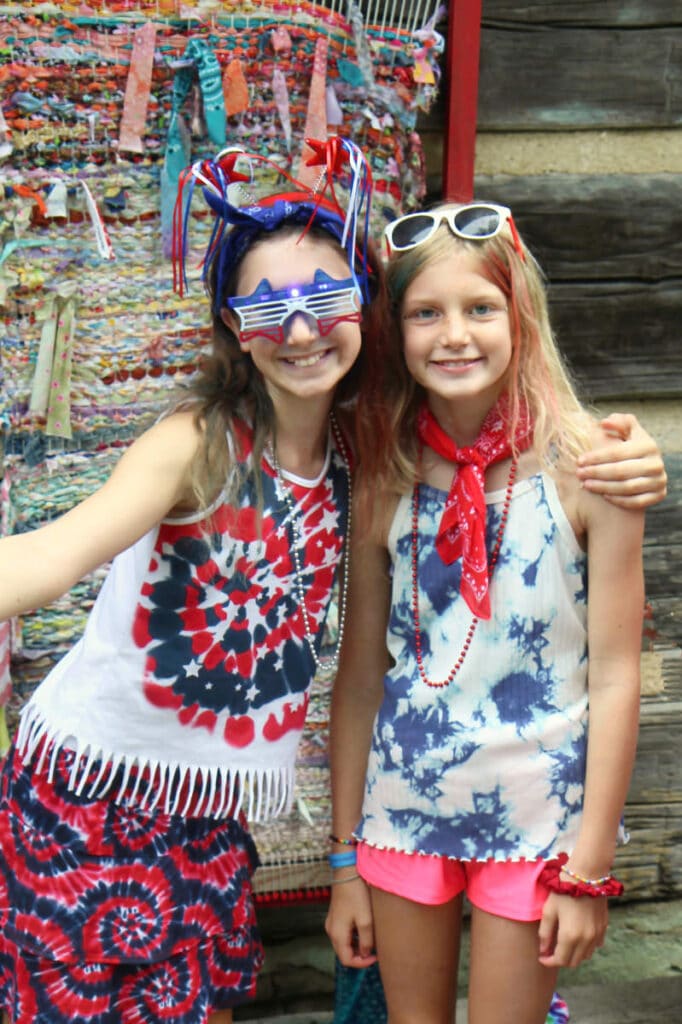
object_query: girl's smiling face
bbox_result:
[401,246,513,424]
[225,231,362,409]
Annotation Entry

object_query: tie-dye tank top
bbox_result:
[17,421,349,822]
[357,471,589,862]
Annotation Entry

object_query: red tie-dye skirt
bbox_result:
[0,745,264,1023]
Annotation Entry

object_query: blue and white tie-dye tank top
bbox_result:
[356,471,589,862]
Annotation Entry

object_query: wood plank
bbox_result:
[614,802,682,901]
[641,453,682,651]
[616,685,682,900]
[547,281,682,400]
[421,6,682,132]
[455,175,682,400]
[473,174,682,281]
[479,26,682,130]
[481,1,682,28]
[629,708,682,806]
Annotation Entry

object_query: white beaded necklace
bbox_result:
[269,413,351,677]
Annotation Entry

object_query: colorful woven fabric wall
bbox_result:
[0,0,443,899]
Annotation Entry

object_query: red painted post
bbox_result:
[442,0,483,202]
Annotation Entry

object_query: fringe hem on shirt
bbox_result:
[16,705,295,823]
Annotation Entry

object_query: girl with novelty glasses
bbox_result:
[326,200,656,1024]
[0,139,385,1024]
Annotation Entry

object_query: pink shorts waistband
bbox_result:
[357,842,550,922]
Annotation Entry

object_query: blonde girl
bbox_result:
[326,202,653,1024]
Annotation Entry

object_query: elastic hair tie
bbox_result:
[539,854,624,899]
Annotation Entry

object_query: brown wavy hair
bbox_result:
[170,221,389,512]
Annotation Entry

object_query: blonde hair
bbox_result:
[355,210,592,505]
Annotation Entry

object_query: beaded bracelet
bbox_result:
[539,854,624,899]
[329,873,361,886]
[328,833,358,847]
[560,864,612,887]
[328,850,358,869]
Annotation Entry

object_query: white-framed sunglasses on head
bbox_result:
[384,202,525,259]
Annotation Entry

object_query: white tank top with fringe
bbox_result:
[17,423,349,822]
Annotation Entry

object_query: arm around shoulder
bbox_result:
[576,412,667,509]
[0,412,203,622]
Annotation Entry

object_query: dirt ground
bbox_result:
[240,897,682,1023]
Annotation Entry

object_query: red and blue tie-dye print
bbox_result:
[0,420,350,1021]
[15,421,350,821]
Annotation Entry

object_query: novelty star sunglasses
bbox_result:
[227,271,361,345]
[384,202,524,258]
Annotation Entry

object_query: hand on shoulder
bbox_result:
[565,425,644,578]
[575,412,667,509]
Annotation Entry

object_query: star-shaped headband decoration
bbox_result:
[304,136,350,176]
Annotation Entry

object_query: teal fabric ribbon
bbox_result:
[161,38,227,257]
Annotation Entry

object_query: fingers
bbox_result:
[353,914,377,963]
[595,489,665,511]
[577,447,658,472]
[573,412,667,507]
[538,926,603,969]
[537,905,557,961]
[578,414,658,467]
[579,468,667,508]
[325,885,377,968]
[577,452,667,507]
[596,412,638,442]
[537,897,608,968]
[579,466,659,492]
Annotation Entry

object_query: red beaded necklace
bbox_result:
[411,458,519,689]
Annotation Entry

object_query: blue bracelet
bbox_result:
[328,850,357,869]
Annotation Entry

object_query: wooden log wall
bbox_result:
[419,0,682,902]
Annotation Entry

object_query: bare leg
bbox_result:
[468,906,558,1024]
[370,886,463,1024]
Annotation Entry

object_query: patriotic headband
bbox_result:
[172,137,374,314]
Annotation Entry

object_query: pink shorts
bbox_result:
[357,843,549,922]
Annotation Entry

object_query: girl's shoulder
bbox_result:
[548,417,645,549]
[135,410,206,516]
[141,409,205,466]
[353,483,400,552]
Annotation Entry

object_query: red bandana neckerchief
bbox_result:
[416,395,533,619]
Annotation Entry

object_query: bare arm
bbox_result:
[0,412,202,621]
[576,412,667,509]
[539,481,644,968]
[325,499,393,968]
